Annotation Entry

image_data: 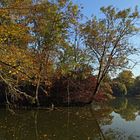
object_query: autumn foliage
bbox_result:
[0,1,139,107]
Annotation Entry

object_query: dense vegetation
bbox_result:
[0,0,140,107]
[112,70,140,97]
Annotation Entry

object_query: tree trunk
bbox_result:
[67,79,70,106]
[93,81,101,97]
[35,76,40,107]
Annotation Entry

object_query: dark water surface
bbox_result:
[0,98,140,140]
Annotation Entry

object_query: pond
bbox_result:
[0,98,140,140]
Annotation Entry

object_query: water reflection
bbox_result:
[94,98,140,140]
[1,98,140,140]
[0,106,103,140]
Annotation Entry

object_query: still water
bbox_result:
[0,98,140,140]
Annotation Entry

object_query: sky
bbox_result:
[74,0,140,17]
[73,0,140,77]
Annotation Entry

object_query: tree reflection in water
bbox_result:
[1,98,140,140]
[0,106,103,140]
[94,98,140,140]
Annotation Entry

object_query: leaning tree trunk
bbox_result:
[93,82,101,97]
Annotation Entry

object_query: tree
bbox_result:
[115,70,135,95]
[80,6,139,97]
[116,70,134,88]
[0,0,35,105]
[112,82,127,96]
[133,76,140,95]
[26,0,79,105]
[0,0,80,106]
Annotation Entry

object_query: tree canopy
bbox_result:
[80,6,139,96]
[0,2,140,106]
